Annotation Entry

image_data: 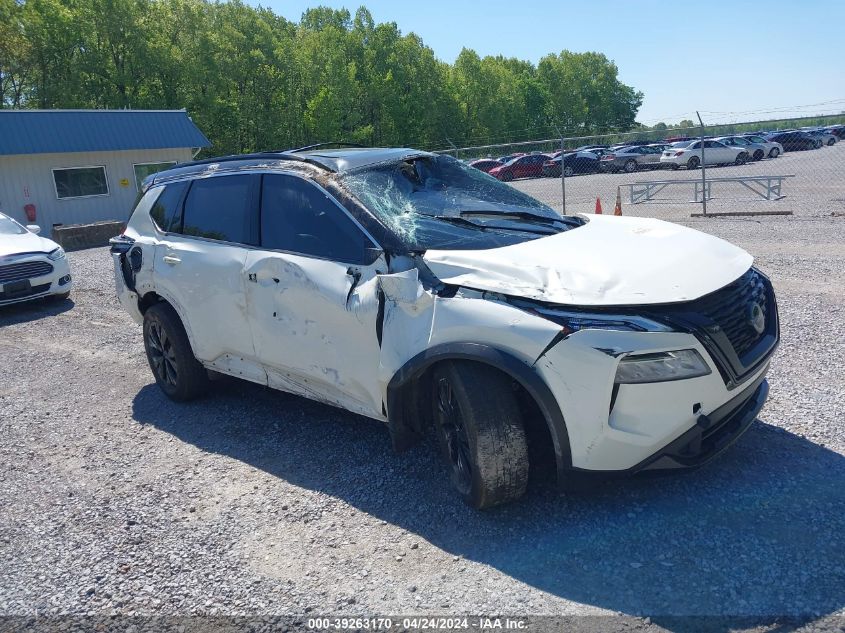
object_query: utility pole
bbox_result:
[696,111,707,215]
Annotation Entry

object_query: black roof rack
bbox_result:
[282,141,366,153]
[170,151,303,170]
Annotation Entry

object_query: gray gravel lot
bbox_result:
[1,145,844,632]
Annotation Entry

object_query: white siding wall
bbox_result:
[0,148,194,232]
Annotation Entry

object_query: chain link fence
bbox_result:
[438,116,845,221]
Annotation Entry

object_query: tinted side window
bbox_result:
[149,181,188,232]
[180,175,258,244]
[260,175,371,263]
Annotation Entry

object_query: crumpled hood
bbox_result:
[0,230,57,258]
[422,214,753,306]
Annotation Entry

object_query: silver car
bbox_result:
[715,136,767,161]
[599,145,662,173]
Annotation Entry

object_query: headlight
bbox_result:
[533,308,673,334]
[615,349,711,384]
[47,247,66,261]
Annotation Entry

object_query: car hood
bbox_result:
[422,214,753,306]
[0,230,58,258]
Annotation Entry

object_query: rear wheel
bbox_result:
[769,147,780,158]
[753,149,764,161]
[735,152,748,165]
[500,171,513,182]
[687,156,700,170]
[814,140,823,149]
[828,138,836,146]
[563,165,574,177]
[143,302,209,401]
[432,362,529,509]
[623,159,637,173]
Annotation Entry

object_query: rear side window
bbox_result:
[260,174,371,263]
[181,175,258,244]
[149,182,188,232]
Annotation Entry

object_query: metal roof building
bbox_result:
[0,109,210,235]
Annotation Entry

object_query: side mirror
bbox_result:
[26,224,41,234]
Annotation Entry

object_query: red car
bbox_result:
[468,159,504,173]
[488,153,551,181]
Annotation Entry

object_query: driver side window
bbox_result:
[260,174,374,264]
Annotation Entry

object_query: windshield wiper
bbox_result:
[431,214,557,235]
[458,210,580,226]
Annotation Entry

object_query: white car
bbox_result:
[0,212,72,306]
[660,139,749,170]
[112,148,778,508]
[740,134,784,158]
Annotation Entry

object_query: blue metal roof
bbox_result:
[0,109,211,156]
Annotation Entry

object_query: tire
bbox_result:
[735,152,748,165]
[753,150,764,161]
[769,147,780,158]
[143,302,209,401]
[687,156,700,170]
[814,140,822,149]
[623,159,637,173]
[431,361,529,509]
[563,165,574,177]
[500,171,513,182]
[828,138,836,146]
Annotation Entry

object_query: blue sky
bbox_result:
[256,0,844,125]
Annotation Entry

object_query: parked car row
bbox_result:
[467,124,841,180]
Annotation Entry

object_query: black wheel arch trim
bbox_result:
[385,342,573,482]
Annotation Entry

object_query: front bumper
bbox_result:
[632,372,767,473]
[0,255,72,306]
[534,327,773,474]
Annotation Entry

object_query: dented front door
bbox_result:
[242,173,387,419]
[243,251,385,419]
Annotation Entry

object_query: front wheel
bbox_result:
[623,159,637,173]
[432,362,529,509]
[499,171,513,182]
[563,165,574,177]
[735,152,748,165]
[143,302,209,401]
[753,150,764,161]
[828,138,836,146]
[687,156,700,170]
[769,147,780,158]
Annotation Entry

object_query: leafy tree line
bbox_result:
[0,0,644,155]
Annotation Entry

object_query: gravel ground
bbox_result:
[1,149,845,632]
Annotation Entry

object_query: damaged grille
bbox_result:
[0,260,54,284]
[647,267,778,386]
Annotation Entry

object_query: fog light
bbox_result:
[59,275,71,286]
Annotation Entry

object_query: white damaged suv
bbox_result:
[111,147,778,508]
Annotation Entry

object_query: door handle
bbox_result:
[162,255,181,265]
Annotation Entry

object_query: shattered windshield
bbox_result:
[340,154,581,250]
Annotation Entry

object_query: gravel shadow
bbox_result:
[0,296,74,325]
[132,379,845,623]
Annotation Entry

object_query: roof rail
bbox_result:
[173,151,300,170]
[283,141,366,153]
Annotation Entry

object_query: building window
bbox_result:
[53,166,109,199]
[133,161,177,191]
